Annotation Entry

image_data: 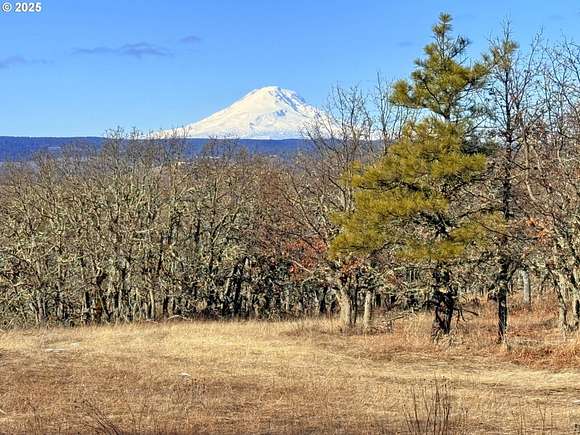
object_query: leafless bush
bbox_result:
[403,379,468,435]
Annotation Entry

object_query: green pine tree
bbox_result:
[331,13,497,337]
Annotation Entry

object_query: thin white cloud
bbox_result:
[180,35,202,44]
[0,56,48,69]
[73,42,171,59]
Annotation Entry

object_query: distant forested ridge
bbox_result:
[0,136,103,160]
[0,136,310,161]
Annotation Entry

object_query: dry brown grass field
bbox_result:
[0,299,579,434]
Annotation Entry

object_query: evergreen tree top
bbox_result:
[391,13,488,123]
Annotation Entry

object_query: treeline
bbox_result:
[0,137,320,325]
[0,131,378,327]
[1,15,580,342]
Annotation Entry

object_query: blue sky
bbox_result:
[1,0,580,136]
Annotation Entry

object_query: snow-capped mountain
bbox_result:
[159,86,322,140]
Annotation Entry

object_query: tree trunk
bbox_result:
[362,289,373,331]
[557,288,569,333]
[431,268,454,338]
[432,290,455,338]
[497,283,508,342]
[571,267,580,330]
[82,291,91,325]
[572,292,580,330]
[554,270,572,333]
[35,293,47,326]
[496,257,511,343]
[337,287,354,328]
[146,287,155,320]
[521,269,531,307]
[162,295,169,319]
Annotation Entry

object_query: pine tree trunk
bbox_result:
[431,268,454,338]
[443,290,455,333]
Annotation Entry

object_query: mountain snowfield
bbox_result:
[158,86,323,140]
